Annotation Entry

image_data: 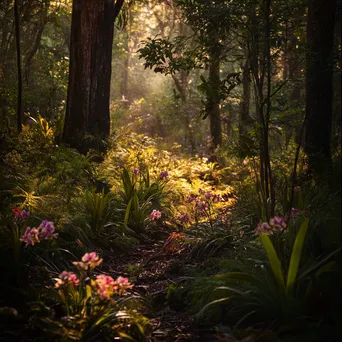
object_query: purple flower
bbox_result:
[195,200,208,214]
[159,171,169,179]
[20,227,40,247]
[21,219,57,247]
[38,220,58,240]
[20,210,30,218]
[133,168,140,175]
[177,213,190,224]
[148,209,162,221]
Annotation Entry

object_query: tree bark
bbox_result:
[14,0,22,134]
[63,0,124,152]
[239,59,251,144]
[206,52,222,150]
[121,27,129,108]
[305,0,336,183]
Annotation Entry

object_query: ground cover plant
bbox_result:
[0,0,341,341]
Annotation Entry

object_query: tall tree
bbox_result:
[63,0,124,152]
[305,0,336,183]
[14,0,22,134]
[238,58,251,145]
[206,41,222,149]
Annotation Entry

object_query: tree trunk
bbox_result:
[283,16,305,147]
[63,0,124,153]
[171,71,196,153]
[121,28,129,108]
[206,54,222,150]
[14,0,22,134]
[305,0,336,183]
[239,59,251,144]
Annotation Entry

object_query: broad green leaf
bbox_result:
[124,198,133,227]
[259,234,285,293]
[286,218,309,295]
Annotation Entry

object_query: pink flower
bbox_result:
[269,216,287,231]
[55,271,80,288]
[294,186,301,192]
[133,168,140,175]
[148,209,162,221]
[93,274,132,300]
[73,252,103,271]
[116,276,129,285]
[290,208,301,218]
[159,171,169,179]
[243,159,248,165]
[116,276,132,294]
[254,222,273,235]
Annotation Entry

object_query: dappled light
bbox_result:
[0,0,341,341]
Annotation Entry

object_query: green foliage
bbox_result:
[120,167,166,233]
[138,36,200,75]
[84,189,113,235]
[166,283,187,311]
[197,218,340,335]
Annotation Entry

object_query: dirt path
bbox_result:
[107,239,217,341]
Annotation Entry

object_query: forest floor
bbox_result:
[106,238,218,342]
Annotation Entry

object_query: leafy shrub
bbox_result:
[198,218,341,338]
[119,167,168,234]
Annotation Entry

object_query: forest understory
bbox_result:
[0,0,341,341]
